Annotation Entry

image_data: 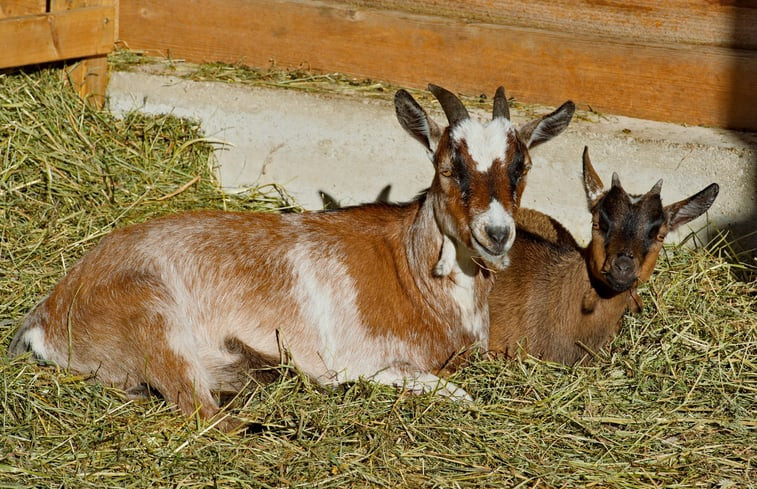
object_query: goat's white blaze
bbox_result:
[451,117,514,172]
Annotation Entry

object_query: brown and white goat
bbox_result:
[8,85,574,426]
[487,147,719,365]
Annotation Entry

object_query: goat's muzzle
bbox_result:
[471,223,514,271]
[604,254,637,292]
[485,225,510,251]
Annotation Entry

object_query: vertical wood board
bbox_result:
[64,55,110,108]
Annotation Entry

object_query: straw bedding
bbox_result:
[1,62,754,488]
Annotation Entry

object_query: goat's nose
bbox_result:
[612,254,634,275]
[485,225,510,249]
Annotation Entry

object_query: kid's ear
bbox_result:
[664,183,720,231]
[582,146,605,207]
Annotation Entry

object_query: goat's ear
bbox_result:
[319,190,340,210]
[376,184,392,204]
[582,146,605,206]
[664,183,719,231]
[519,100,575,149]
[395,89,442,159]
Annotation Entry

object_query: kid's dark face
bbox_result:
[589,186,667,292]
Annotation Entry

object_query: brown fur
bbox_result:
[488,147,719,365]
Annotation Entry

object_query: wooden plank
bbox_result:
[119,0,757,130]
[50,0,120,44]
[50,0,115,10]
[64,55,110,108]
[332,0,757,50]
[0,0,111,19]
[0,5,116,69]
[0,1,46,19]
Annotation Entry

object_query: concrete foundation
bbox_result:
[107,69,756,255]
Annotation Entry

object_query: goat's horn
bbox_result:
[428,84,469,127]
[611,172,621,188]
[492,86,510,120]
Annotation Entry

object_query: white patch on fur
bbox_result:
[451,118,514,172]
[586,187,604,204]
[162,265,217,392]
[629,194,642,204]
[371,368,472,401]
[448,254,489,344]
[288,243,351,372]
[23,327,50,360]
[287,242,395,384]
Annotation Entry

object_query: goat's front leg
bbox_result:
[433,235,457,277]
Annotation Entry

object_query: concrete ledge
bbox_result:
[107,70,756,254]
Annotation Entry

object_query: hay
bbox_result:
[1,62,756,488]
[108,49,573,120]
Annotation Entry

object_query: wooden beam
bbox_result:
[329,1,757,50]
[119,0,757,130]
[0,5,116,69]
[63,55,110,108]
[0,1,46,19]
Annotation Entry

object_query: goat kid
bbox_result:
[8,85,574,428]
[488,146,719,365]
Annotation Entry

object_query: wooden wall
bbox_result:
[117,0,757,131]
[0,0,117,107]
[0,0,115,67]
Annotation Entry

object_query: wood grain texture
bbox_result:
[64,55,110,108]
[331,0,757,50]
[50,0,114,10]
[0,6,116,68]
[119,0,757,129]
[0,1,46,19]
[0,0,113,18]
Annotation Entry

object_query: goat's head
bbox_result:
[582,146,719,292]
[395,84,575,270]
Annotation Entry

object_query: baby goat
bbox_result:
[487,147,719,364]
[8,85,574,426]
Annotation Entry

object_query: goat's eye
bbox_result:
[647,222,664,242]
[440,169,452,178]
[592,221,600,230]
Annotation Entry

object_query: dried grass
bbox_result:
[108,49,569,120]
[1,62,755,488]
